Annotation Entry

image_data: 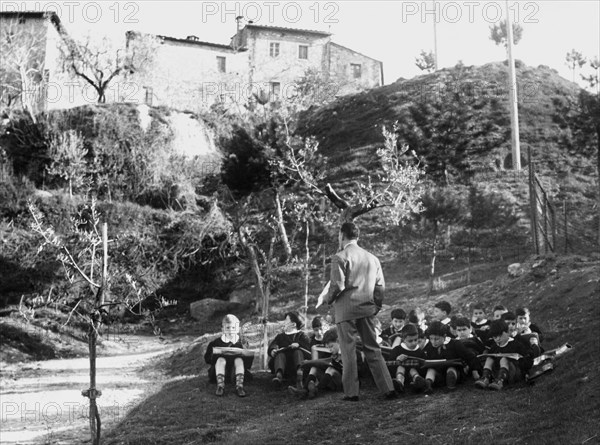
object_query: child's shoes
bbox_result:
[215,385,224,396]
[236,386,247,397]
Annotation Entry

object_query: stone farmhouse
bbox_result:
[0,12,383,114]
[126,18,384,111]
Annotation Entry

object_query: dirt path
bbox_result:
[0,335,188,445]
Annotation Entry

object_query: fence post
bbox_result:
[528,147,539,254]
[563,201,568,254]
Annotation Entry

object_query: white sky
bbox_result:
[3,1,599,87]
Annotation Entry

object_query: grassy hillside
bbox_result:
[102,255,600,445]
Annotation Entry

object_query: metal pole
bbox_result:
[505,0,521,170]
[433,0,438,70]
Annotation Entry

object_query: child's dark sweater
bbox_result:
[423,339,482,372]
[391,342,426,361]
[458,336,486,355]
[487,337,534,372]
[268,331,311,355]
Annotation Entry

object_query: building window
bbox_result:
[217,56,226,73]
[270,82,281,98]
[269,42,280,58]
[351,63,362,79]
[144,87,153,106]
[298,45,308,60]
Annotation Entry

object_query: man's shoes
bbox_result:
[446,371,458,390]
[412,375,426,391]
[384,390,398,400]
[307,380,318,399]
[393,379,405,393]
[489,379,504,391]
[342,395,359,402]
[474,376,490,389]
[215,385,224,397]
[287,385,308,398]
[235,386,246,397]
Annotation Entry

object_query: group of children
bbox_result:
[203,301,544,398]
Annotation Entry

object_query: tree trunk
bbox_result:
[274,189,292,261]
[84,222,107,445]
[303,220,310,322]
[428,221,438,294]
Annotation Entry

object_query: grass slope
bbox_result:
[103,254,600,445]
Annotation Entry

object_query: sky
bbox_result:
[2,1,599,88]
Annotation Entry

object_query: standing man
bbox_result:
[327,222,396,401]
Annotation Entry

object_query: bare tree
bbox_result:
[565,49,587,84]
[0,18,48,122]
[58,32,158,103]
[276,120,424,223]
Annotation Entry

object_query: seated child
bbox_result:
[407,308,428,348]
[422,321,482,394]
[203,314,253,397]
[492,304,508,320]
[433,301,452,325]
[455,316,485,356]
[309,316,326,349]
[390,324,427,393]
[515,307,543,356]
[471,303,491,340]
[268,311,311,389]
[501,312,542,357]
[381,308,406,346]
[475,319,534,390]
[289,327,346,399]
[433,301,455,338]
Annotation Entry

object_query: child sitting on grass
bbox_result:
[516,307,543,356]
[204,314,253,397]
[381,308,406,346]
[422,321,482,394]
[289,327,345,399]
[309,316,326,349]
[390,324,427,393]
[268,311,311,389]
[455,316,485,356]
[471,303,491,340]
[475,319,534,391]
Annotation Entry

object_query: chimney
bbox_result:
[236,15,244,32]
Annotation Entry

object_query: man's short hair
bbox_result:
[434,301,452,315]
[493,304,508,313]
[391,308,407,321]
[489,319,509,337]
[340,222,360,240]
[515,307,530,317]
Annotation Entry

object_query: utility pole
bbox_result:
[505,0,521,170]
[433,0,438,70]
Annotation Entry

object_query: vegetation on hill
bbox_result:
[0,62,598,349]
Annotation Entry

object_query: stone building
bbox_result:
[0,11,74,115]
[129,20,383,111]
